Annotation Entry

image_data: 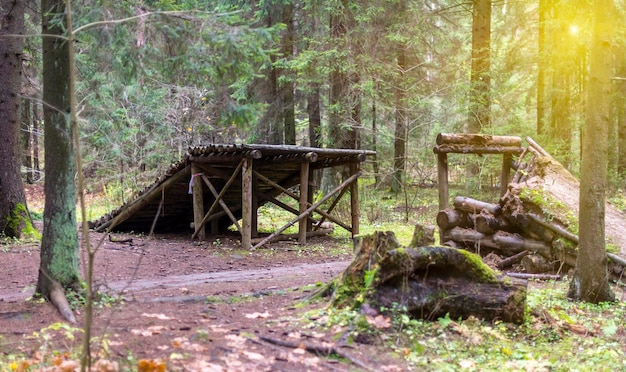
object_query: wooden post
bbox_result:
[299,162,310,244]
[437,153,449,211]
[307,169,315,232]
[191,162,205,240]
[350,163,360,237]
[251,185,258,238]
[501,153,511,197]
[241,157,253,249]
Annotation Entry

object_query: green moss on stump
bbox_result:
[6,203,40,240]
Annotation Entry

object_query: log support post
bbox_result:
[350,163,360,237]
[191,162,205,240]
[299,162,310,244]
[437,153,449,211]
[242,157,253,249]
[501,153,511,197]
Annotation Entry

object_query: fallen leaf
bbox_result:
[459,359,475,369]
[137,359,166,372]
[366,314,392,329]
[244,311,270,319]
[93,359,120,372]
[141,313,173,320]
[131,325,167,336]
[242,351,265,361]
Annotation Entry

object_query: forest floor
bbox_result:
[0,186,407,371]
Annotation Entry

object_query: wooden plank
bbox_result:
[252,172,361,250]
[191,163,206,240]
[242,158,253,249]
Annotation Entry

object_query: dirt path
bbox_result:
[0,232,407,371]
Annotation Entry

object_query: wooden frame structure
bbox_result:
[433,133,523,211]
[90,144,375,249]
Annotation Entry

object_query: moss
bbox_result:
[7,203,40,240]
[519,187,578,232]
[457,249,498,283]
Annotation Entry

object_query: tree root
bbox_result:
[49,280,76,323]
[258,335,374,371]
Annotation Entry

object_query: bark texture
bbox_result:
[36,0,81,321]
[0,0,35,239]
[326,231,527,324]
[569,0,615,303]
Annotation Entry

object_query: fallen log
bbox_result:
[506,272,561,281]
[491,231,552,258]
[453,196,501,215]
[497,250,530,269]
[474,210,512,234]
[324,231,527,324]
[521,254,554,274]
[436,133,523,147]
[250,228,333,244]
[436,208,474,231]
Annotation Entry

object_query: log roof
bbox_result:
[89,144,374,234]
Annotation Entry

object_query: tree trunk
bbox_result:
[37,0,81,321]
[468,0,491,132]
[391,26,407,194]
[0,0,35,239]
[536,0,549,135]
[21,99,34,184]
[568,0,615,303]
[281,2,295,145]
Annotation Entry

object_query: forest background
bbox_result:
[15,0,626,202]
[1,0,626,369]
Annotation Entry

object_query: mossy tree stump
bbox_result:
[327,231,527,324]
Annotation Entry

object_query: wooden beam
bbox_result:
[253,170,349,231]
[313,182,350,232]
[191,160,243,239]
[201,174,241,233]
[252,172,361,250]
[433,145,523,155]
[148,189,165,237]
[299,162,310,244]
[436,133,522,147]
[191,163,206,240]
[242,158,253,249]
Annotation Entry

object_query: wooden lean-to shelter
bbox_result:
[90,144,375,249]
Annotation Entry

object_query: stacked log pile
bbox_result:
[437,137,624,278]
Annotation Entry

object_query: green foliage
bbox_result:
[308,280,626,371]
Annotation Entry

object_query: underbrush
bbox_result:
[306,280,626,371]
[8,179,626,370]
